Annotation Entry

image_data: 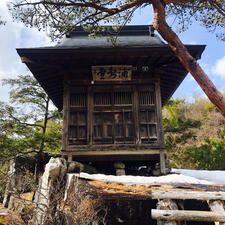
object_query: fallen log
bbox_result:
[152,209,225,222]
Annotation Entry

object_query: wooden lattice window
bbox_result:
[94,92,112,105]
[139,88,155,105]
[70,93,87,107]
[114,111,134,143]
[138,87,157,143]
[93,89,134,144]
[67,85,160,147]
[114,91,132,105]
[69,93,87,145]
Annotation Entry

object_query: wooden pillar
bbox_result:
[155,79,166,174]
[133,86,140,145]
[155,80,165,148]
[68,154,72,163]
[62,75,70,152]
[87,86,93,145]
[160,149,166,175]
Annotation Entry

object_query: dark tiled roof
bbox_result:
[17,25,205,110]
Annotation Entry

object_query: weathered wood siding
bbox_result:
[64,81,164,152]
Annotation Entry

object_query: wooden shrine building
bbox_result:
[17,25,205,174]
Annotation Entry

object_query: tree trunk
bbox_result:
[152,0,225,116]
[39,96,50,154]
[35,97,50,182]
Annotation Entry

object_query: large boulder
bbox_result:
[32,157,67,225]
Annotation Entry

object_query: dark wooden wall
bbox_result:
[62,78,164,154]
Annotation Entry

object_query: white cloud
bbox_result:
[212,56,225,79]
[0,1,24,79]
[0,0,52,101]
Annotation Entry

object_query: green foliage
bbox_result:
[44,120,62,154]
[0,75,62,162]
[163,99,201,132]
[163,98,201,132]
[9,0,135,40]
[8,0,225,41]
[166,0,225,41]
[0,163,9,202]
[185,138,225,170]
[163,99,181,130]
[0,75,62,199]
[2,75,49,119]
[23,170,37,192]
[165,131,196,149]
[163,97,225,169]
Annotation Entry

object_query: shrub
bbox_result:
[185,138,225,170]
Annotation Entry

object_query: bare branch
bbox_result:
[13,0,148,15]
[208,0,225,17]
[7,111,44,129]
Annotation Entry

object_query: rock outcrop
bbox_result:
[32,157,67,225]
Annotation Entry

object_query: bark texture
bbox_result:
[152,0,225,116]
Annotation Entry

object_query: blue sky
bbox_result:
[0,1,225,105]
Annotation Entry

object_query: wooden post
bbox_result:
[155,80,166,174]
[62,75,70,152]
[133,86,140,145]
[155,199,178,225]
[208,200,225,225]
[87,86,93,145]
[155,80,165,148]
[160,150,166,175]
[68,154,72,163]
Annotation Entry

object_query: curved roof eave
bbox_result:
[16,43,206,111]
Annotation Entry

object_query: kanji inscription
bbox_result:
[92,65,132,81]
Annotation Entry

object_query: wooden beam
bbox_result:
[62,149,161,155]
[152,190,225,201]
[151,209,225,222]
